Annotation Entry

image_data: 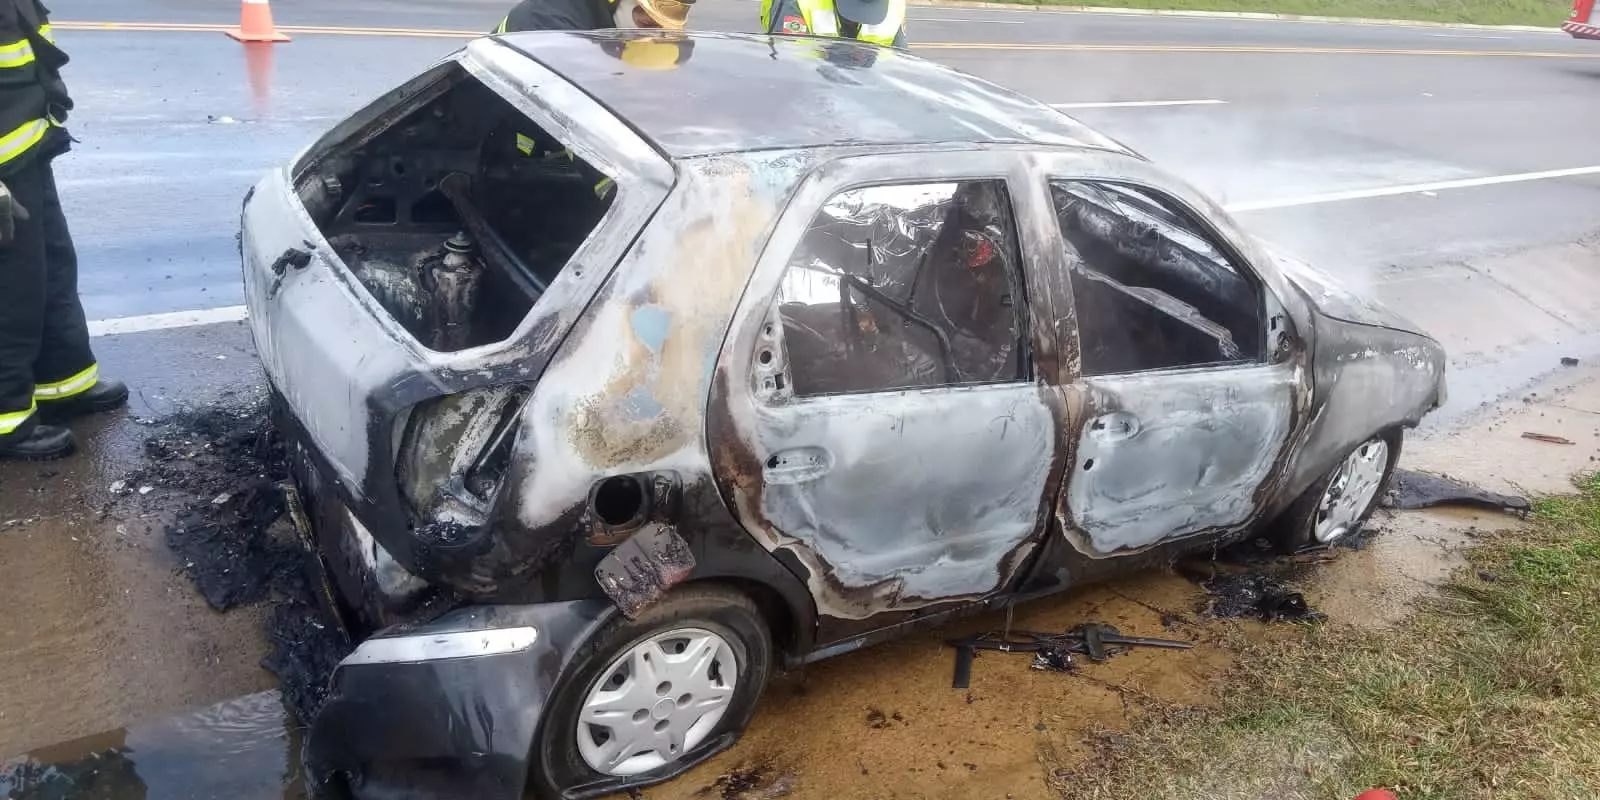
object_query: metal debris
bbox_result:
[1030,648,1075,673]
[1381,469,1531,513]
[593,523,696,618]
[945,623,1192,688]
[1521,431,1575,445]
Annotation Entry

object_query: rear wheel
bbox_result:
[531,586,771,798]
[1270,431,1400,553]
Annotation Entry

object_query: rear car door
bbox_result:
[1041,167,1307,555]
[707,151,1068,632]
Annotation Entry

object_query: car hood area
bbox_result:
[1257,239,1431,339]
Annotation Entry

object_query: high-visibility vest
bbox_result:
[762,0,905,46]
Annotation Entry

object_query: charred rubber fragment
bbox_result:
[270,245,312,276]
[594,523,697,618]
[1201,572,1321,622]
[1381,469,1530,513]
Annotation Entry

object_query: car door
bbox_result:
[706,151,1070,631]
[1039,166,1308,555]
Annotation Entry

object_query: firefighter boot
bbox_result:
[0,423,76,461]
[37,379,130,424]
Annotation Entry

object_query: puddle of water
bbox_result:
[1,691,303,800]
[1305,506,1506,629]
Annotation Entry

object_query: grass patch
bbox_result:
[1053,474,1600,800]
[960,0,1572,27]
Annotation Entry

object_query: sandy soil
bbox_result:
[634,366,1600,800]
[4,360,1598,800]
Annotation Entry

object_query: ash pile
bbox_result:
[110,398,349,724]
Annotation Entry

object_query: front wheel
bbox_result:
[1270,431,1401,553]
[530,586,772,798]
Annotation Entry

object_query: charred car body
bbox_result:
[239,30,1447,800]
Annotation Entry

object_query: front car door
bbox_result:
[1037,155,1312,556]
[707,150,1071,636]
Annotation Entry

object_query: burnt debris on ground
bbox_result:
[699,764,797,800]
[1199,572,1322,623]
[117,402,295,611]
[1382,469,1531,514]
[945,624,1193,688]
[111,399,350,724]
[0,747,143,799]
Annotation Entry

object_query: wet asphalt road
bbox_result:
[3,0,1600,789]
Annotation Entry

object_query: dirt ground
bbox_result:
[0,326,278,760]
[639,364,1600,800]
[3,352,1598,800]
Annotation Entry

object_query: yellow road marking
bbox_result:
[53,21,479,38]
[50,21,1600,57]
[919,41,1600,57]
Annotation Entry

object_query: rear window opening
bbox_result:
[293,64,617,352]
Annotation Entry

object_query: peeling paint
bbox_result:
[248,29,1447,645]
[245,29,1456,800]
[1066,366,1295,554]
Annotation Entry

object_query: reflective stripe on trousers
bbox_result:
[0,400,35,435]
[34,363,98,400]
[0,118,50,167]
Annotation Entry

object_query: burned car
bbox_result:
[238,29,1446,800]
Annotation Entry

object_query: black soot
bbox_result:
[112,400,351,724]
[1201,573,1324,623]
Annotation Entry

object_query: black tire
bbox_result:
[1269,429,1402,554]
[529,585,772,799]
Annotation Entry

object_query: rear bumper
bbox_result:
[276,398,434,635]
[305,601,616,800]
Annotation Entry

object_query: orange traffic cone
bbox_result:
[226,0,291,43]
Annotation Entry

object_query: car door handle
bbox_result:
[1088,412,1140,442]
[762,446,833,485]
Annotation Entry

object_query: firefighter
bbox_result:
[494,0,693,34]
[762,0,907,47]
[0,0,127,461]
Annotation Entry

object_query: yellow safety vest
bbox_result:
[762,0,904,46]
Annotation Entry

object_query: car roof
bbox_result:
[497,30,1135,159]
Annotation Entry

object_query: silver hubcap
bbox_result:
[575,627,738,776]
[1314,438,1390,544]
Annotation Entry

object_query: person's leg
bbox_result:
[31,159,95,392]
[0,160,73,458]
[33,158,125,420]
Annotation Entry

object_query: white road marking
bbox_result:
[88,305,249,337]
[909,16,1026,23]
[1224,164,1600,212]
[1051,99,1228,108]
[85,164,1600,337]
[1428,32,1512,39]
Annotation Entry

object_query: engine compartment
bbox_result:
[294,67,616,352]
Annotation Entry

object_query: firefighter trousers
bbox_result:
[0,156,95,443]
